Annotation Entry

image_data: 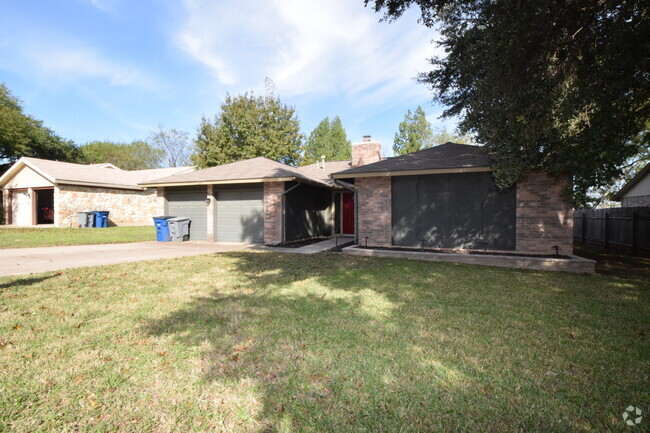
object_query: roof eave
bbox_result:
[611,164,650,201]
[0,158,57,188]
[141,175,332,189]
[139,177,298,187]
[331,166,492,179]
[56,180,145,191]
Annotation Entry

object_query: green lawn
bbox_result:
[0,249,648,432]
[0,226,155,249]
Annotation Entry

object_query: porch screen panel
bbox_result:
[391,172,516,250]
[391,176,419,246]
[447,172,484,249]
[418,174,450,248]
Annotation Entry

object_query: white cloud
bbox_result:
[87,0,121,14]
[3,39,154,90]
[176,0,441,107]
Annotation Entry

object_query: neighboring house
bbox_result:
[142,137,573,256]
[612,163,650,207]
[0,157,193,227]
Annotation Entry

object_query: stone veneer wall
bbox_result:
[264,181,284,244]
[54,185,158,227]
[516,173,573,256]
[356,177,392,247]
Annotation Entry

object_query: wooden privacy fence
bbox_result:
[573,207,650,253]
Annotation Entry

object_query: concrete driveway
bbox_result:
[0,241,253,277]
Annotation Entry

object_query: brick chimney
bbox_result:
[352,135,382,167]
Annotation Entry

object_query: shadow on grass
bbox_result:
[574,244,650,281]
[143,251,648,432]
[0,274,58,290]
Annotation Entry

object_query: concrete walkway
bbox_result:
[263,236,354,255]
[0,241,252,277]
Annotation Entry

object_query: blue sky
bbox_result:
[0,0,457,158]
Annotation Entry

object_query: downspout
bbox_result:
[334,179,358,245]
[281,181,302,245]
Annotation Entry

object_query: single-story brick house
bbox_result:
[141,138,573,256]
[612,163,650,207]
[139,157,352,243]
[0,157,193,227]
[332,140,573,256]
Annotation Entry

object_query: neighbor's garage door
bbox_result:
[11,190,32,226]
[392,172,516,250]
[166,186,208,241]
[216,188,264,243]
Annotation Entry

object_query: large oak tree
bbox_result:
[193,93,303,168]
[0,83,80,174]
[365,0,649,205]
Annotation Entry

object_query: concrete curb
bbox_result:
[342,246,596,274]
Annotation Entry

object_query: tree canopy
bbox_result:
[301,116,352,165]
[430,127,474,147]
[393,106,433,155]
[0,83,79,174]
[148,126,194,168]
[365,0,649,204]
[79,140,163,170]
[192,93,303,168]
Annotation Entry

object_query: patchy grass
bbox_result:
[0,226,155,249]
[0,251,648,432]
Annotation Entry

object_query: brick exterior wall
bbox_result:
[354,172,573,255]
[356,177,392,247]
[264,181,284,244]
[516,173,573,256]
[622,195,650,207]
[54,185,158,227]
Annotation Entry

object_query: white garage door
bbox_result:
[216,188,264,243]
[12,191,32,226]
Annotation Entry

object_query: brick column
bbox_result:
[356,177,392,247]
[156,187,166,216]
[206,185,215,241]
[264,181,284,244]
[516,173,573,255]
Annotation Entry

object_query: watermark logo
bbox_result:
[623,406,642,426]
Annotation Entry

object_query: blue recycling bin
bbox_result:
[153,216,174,242]
[92,211,110,228]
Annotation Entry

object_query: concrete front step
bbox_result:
[343,246,596,274]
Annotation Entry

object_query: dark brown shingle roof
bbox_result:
[331,142,490,178]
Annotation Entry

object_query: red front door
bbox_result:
[342,193,355,235]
